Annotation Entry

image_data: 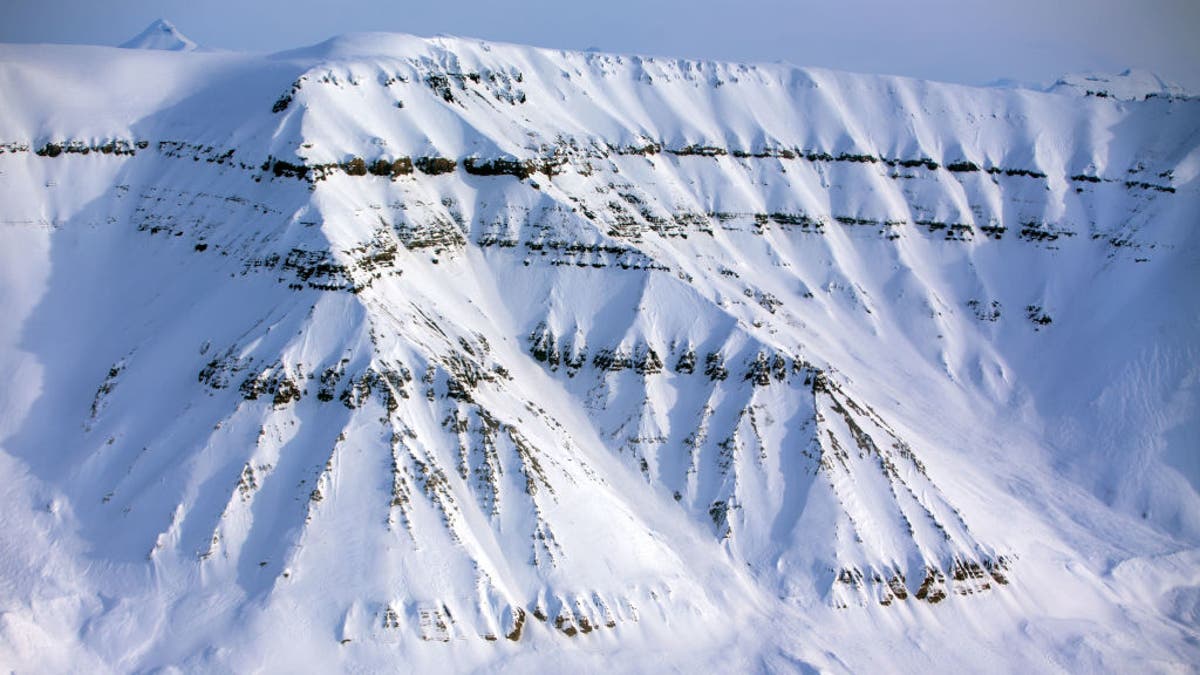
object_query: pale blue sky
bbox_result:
[2,0,1198,88]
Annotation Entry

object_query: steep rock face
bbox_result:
[0,35,1197,671]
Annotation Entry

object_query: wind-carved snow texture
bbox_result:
[0,30,1197,672]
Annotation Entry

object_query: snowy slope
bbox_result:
[0,31,1197,673]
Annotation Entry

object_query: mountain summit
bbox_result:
[119,18,198,52]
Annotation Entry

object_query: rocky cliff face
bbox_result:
[0,34,1197,671]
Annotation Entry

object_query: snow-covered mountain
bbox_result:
[0,28,1197,672]
[118,19,199,52]
[1047,68,1193,101]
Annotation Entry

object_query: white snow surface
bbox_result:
[0,31,1197,673]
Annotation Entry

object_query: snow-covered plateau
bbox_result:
[0,26,1197,673]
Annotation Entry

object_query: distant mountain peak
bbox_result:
[1048,68,1191,101]
[119,18,198,52]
